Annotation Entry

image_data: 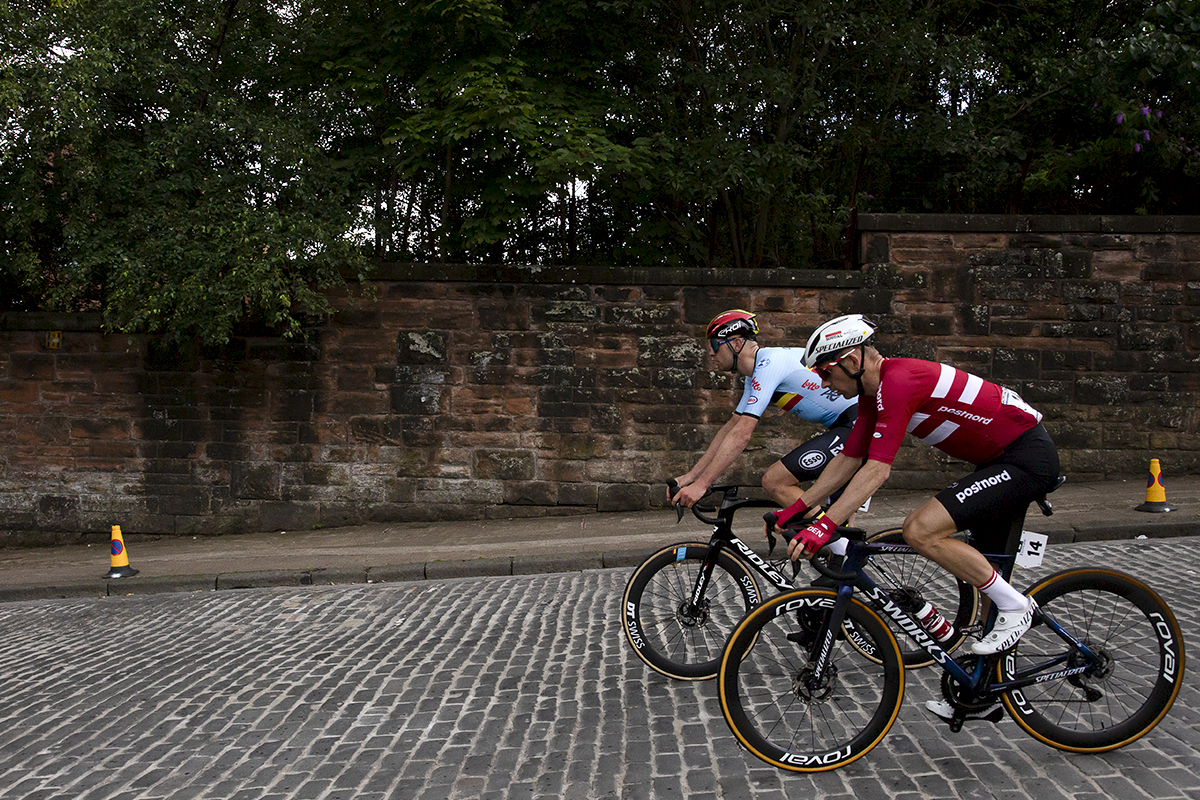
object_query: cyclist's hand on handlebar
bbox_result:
[671,480,709,509]
[774,496,811,530]
[786,513,838,562]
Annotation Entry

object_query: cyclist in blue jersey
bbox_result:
[671,310,858,515]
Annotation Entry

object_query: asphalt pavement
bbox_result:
[2,473,1199,603]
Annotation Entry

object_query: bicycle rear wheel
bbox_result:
[719,589,905,772]
[999,568,1185,752]
[622,542,759,680]
[863,528,979,667]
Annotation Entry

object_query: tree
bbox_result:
[867,0,1200,215]
[4,0,1198,345]
[1,0,367,344]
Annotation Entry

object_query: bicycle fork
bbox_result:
[793,587,855,699]
[679,543,722,626]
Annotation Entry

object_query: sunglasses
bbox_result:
[813,352,850,380]
[709,337,736,354]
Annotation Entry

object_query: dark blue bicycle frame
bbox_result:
[811,538,1103,695]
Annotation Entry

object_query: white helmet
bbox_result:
[803,314,877,370]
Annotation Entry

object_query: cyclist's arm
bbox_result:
[785,458,890,560]
[791,451,864,513]
[821,458,890,526]
[672,413,758,507]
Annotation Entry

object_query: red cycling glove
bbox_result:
[773,496,811,529]
[792,513,838,557]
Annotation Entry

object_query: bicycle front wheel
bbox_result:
[622,542,760,680]
[999,568,1185,752]
[719,589,905,772]
[863,528,979,668]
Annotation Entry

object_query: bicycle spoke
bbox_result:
[623,543,759,680]
[1000,569,1183,752]
[720,590,903,771]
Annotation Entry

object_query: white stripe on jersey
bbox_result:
[921,421,960,446]
[907,412,930,432]
[932,363,955,399]
[959,373,984,404]
[931,363,984,405]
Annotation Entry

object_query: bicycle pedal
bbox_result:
[786,631,815,647]
[925,700,1003,731]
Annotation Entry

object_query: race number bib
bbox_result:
[1001,387,1043,424]
[1016,530,1049,568]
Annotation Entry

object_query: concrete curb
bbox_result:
[3,525,1195,605]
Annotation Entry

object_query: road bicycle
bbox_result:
[622,481,978,680]
[717,481,1186,772]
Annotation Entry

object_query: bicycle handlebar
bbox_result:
[667,479,721,524]
[810,545,859,582]
[762,510,858,582]
[666,479,775,527]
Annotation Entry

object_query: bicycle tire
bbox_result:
[999,568,1185,752]
[622,542,760,680]
[862,528,979,668]
[719,588,905,772]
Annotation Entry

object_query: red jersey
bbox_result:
[844,359,1043,467]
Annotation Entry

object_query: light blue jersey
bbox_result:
[735,347,855,427]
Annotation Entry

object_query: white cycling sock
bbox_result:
[977,570,1027,611]
[828,538,849,557]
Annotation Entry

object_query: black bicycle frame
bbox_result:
[684,491,794,613]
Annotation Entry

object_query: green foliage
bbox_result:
[2,0,366,343]
[3,0,1198,342]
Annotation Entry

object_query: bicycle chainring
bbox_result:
[939,656,997,713]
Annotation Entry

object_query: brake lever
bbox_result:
[667,479,684,523]
[765,510,802,577]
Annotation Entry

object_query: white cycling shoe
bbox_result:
[971,596,1037,655]
[924,700,959,721]
[924,699,1003,724]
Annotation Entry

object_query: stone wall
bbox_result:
[856,214,1200,484]
[1,214,1198,544]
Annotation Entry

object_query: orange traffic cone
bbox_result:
[103,525,139,578]
[1135,459,1176,513]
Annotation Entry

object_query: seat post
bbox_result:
[997,505,1032,581]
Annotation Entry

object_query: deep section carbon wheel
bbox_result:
[999,568,1184,752]
[623,542,759,680]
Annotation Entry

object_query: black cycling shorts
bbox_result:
[780,407,857,484]
[935,424,1061,555]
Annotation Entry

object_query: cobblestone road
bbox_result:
[1,537,1198,800]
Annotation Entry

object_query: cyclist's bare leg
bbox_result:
[902,499,1007,589]
[904,497,1031,642]
[761,461,802,506]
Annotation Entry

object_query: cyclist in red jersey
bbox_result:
[769,314,1060,659]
